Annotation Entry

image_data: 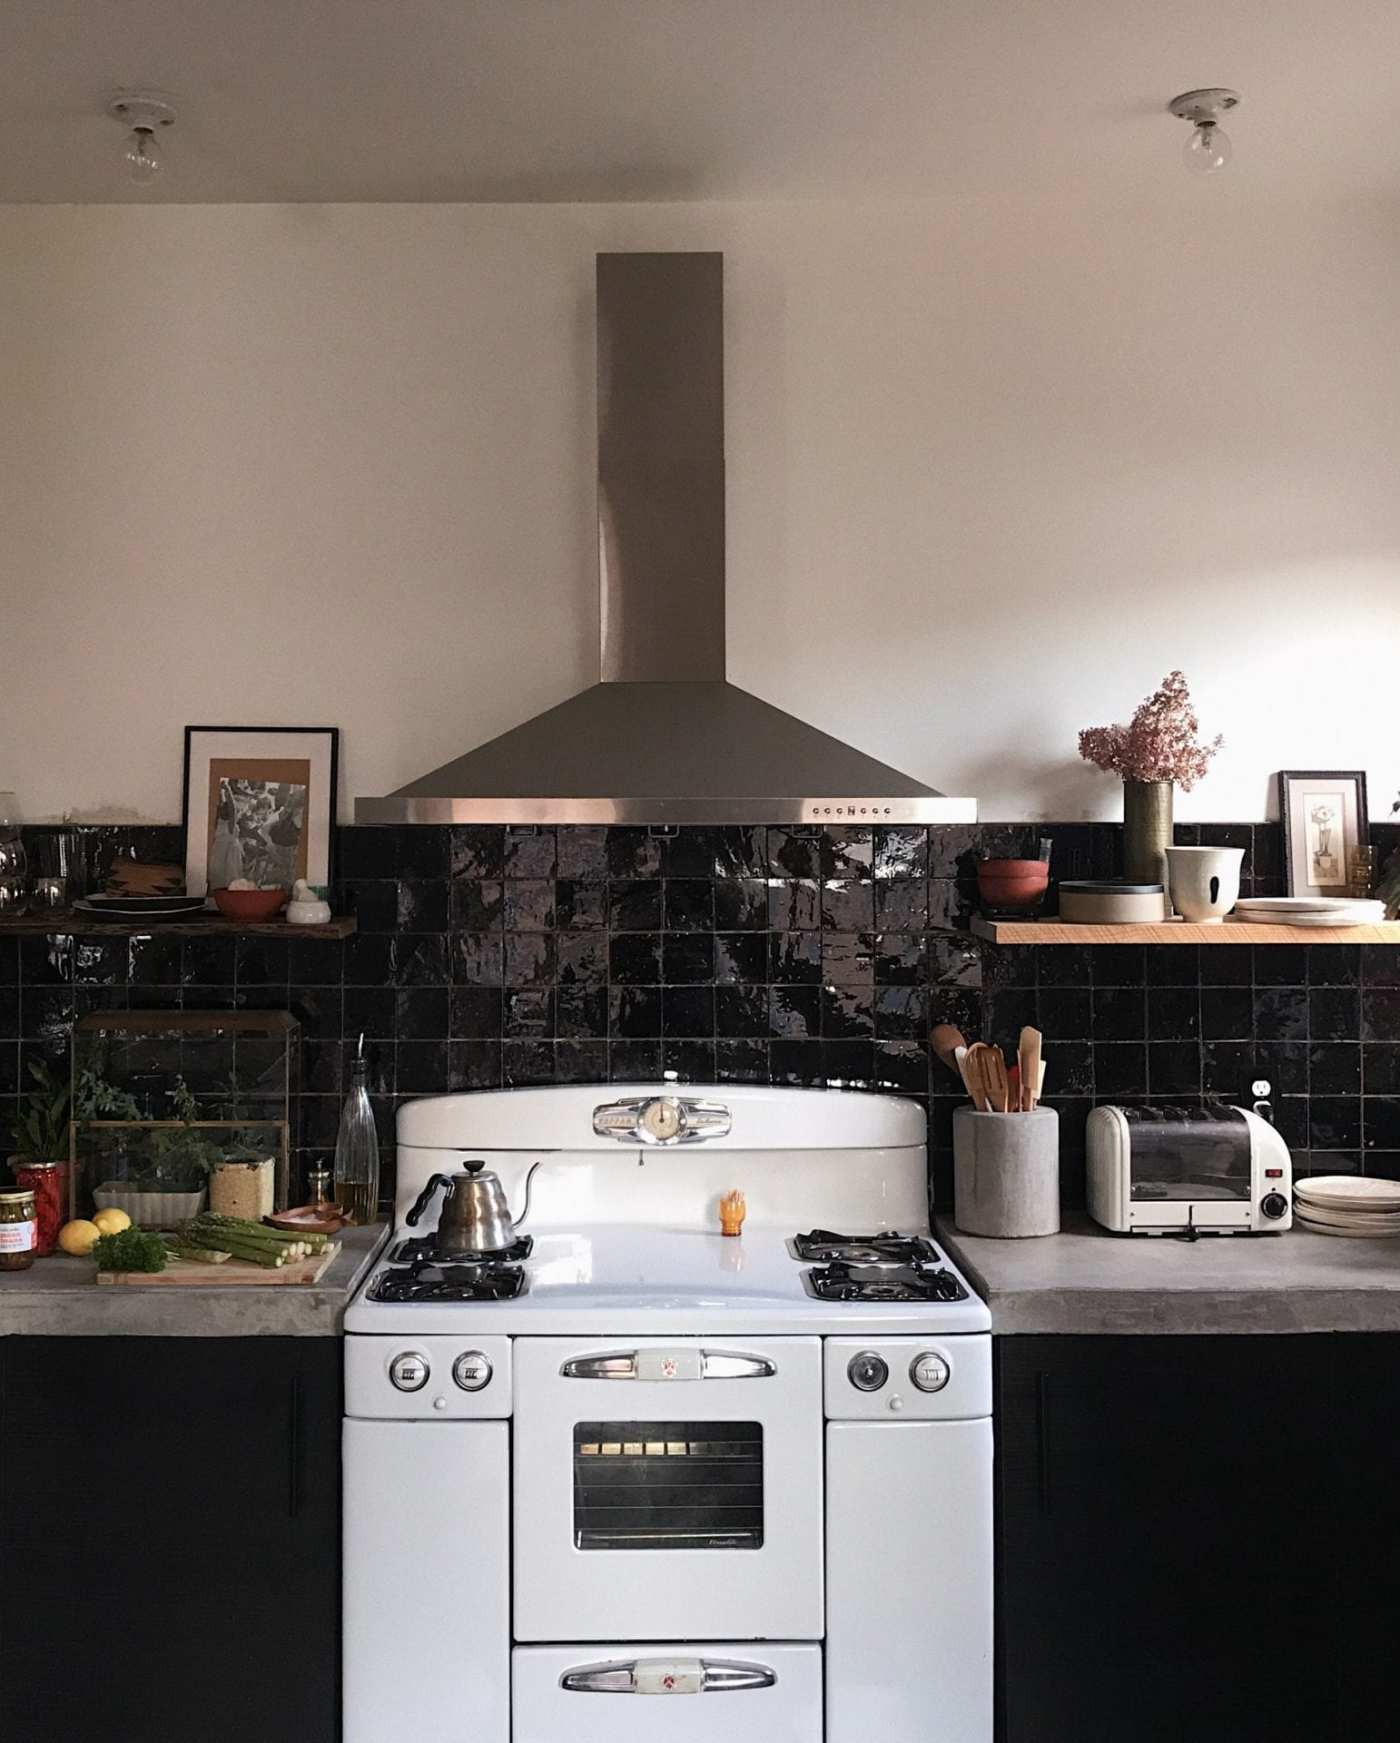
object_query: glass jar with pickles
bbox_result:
[0,1188,38,1271]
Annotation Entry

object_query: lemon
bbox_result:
[57,1219,102,1257]
[92,1208,132,1236]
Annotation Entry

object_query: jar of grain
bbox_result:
[209,1158,275,1221]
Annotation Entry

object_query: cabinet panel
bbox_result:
[0,1336,340,1743]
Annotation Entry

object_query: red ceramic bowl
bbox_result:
[976,859,1049,913]
[212,887,289,923]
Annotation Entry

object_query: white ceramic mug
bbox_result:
[1165,846,1245,924]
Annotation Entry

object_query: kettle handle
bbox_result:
[405,1173,453,1228]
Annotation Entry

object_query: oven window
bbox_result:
[573,1421,764,1550]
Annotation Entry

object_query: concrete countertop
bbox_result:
[936,1214,1400,1335]
[0,1224,387,1337]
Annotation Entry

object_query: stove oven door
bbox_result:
[513,1336,823,1641]
[512,1642,822,1743]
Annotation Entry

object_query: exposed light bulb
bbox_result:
[125,126,162,181]
[1183,120,1231,176]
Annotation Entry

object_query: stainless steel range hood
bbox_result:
[356,253,975,826]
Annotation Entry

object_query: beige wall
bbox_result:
[2,196,1398,824]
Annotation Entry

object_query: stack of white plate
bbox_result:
[1293,1175,1400,1237]
[1232,897,1387,928]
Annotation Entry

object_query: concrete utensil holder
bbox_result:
[953,1107,1060,1238]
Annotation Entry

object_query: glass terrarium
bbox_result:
[70,1011,300,1228]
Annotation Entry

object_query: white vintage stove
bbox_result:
[343,1083,993,1743]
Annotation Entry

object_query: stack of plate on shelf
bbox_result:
[73,894,209,921]
[1293,1175,1400,1237]
[1232,897,1387,928]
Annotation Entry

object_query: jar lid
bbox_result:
[0,1188,37,1206]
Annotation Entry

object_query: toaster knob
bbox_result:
[1260,1192,1289,1220]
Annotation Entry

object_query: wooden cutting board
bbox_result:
[96,1241,341,1286]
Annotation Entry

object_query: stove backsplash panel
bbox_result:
[5,821,1397,1209]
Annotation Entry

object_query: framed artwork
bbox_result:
[183,726,339,897]
[1278,770,1368,898]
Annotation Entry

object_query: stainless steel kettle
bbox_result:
[405,1160,539,1254]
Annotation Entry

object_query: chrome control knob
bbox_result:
[848,1351,889,1392]
[911,1351,951,1392]
[389,1351,430,1392]
[453,1350,493,1392]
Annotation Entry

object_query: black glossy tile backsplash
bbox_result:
[3,819,1398,1210]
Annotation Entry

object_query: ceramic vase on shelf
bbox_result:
[1165,846,1244,924]
[1122,779,1173,889]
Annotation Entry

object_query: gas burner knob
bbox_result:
[911,1351,951,1393]
[452,1350,493,1392]
[389,1351,430,1392]
[1260,1192,1289,1220]
[848,1351,889,1392]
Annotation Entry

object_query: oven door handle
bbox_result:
[559,1349,777,1380]
[560,1657,778,1694]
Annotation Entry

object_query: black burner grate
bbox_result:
[369,1262,527,1303]
[792,1228,942,1266]
[387,1232,534,1267]
[802,1262,968,1304]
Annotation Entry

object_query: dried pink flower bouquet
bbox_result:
[1078,671,1222,791]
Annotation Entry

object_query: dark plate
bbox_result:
[74,897,209,920]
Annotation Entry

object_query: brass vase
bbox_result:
[1123,780,1174,889]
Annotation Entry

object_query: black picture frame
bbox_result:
[1277,769,1369,898]
[182,725,340,897]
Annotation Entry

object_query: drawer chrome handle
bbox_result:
[560,1349,776,1380]
[561,1657,777,1695]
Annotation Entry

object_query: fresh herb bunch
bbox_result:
[15,1061,145,1166]
[92,1227,168,1273]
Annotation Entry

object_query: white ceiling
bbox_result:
[5,0,1400,203]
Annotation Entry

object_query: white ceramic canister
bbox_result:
[1165,846,1245,924]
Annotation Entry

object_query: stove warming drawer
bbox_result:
[512,1643,822,1743]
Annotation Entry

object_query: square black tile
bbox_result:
[874,826,928,881]
[610,986,661,1037]
[983,943,1036,990]
[875,880,929,931]
[392,1039,450,1094]
[822,984,875,1038]
[1038,946,1093,988]
[1253,945,1308,987]
[235,936,289,987]
[874,933,927,986]
[712,878,769,930]
[1253,1041,1308,1097]
[1039,987,1092,1040]
[1254,986,1308,1041]
[505,827,557,879]
[665,879,715,932]
[1307,945,1361,987]
[767,828,822,879]
[610,881,663,932]
[451,932,504,987]
[821,881,875,932]
[606,828,664,879]
[1309,1097,1361,1150]
[822,933,876,986]
[1093,985,1146,1041]
[662,1038,716,1080]
[339,826,397,879]
[450,1040,503,1090]
[767,932,822,984]
[1095,1043,1149,1098]
[716,933,768,985]
[343,879,398,932]
[503,1039,557,1086]
[128,934,182,987]
[1362,987,1400,1041]
[1202,1041,1255,1097]
[714,1037,770,1082]
[1200,986,1252,1041]
[288,935,344,987]
[556,983,608,1038]
[557,932,608,985]
[505,988,555,1038]
[663,934,715,985]
[395,826,448,880]
[1196,944,1252,987]
[390,879,448,934]
[554,1040,609,1084]
[395,987,448,1040]
[1091,945,1147,987]
[504,933,555,986]
[609,934,661,984]
[556,880,607,930]
[819,1038,875,1085]
[1309,986,1360,1042]
[1309,1043,1362,1095]
[714,983,770,1038]
[1147,986,1200,1041]
[1148,1041,1201,1097]
[344,986,396,1040]
[1144,945,1199,988]
[873,985,926,1038]
[1361,945,1400,987]
[770,1037,825,1086]
[450,986,503,1038]
[0,990,17,1040]
[504,881,556,932]
[872,1040,929,1095]
[1364,1100,1400,1151]
[986,988,1038,1043]
[663,986,714,1038]
[770,985,821,1039]
[393,935,449,987]
[928,985,983,1037]
[451,880,504,931]
[449,825,505,879]
[555,826,609,881]
[610,1039,662,1081]
[1363,1044,1400,1095]
[926,881,974,932]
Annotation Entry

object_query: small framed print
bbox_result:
[1278,770,1368,898]
[183,726,339,898]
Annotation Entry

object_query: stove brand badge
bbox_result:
[661,1356,679,1379]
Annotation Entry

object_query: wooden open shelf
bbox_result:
[971,916,1400,946]
[0,914,356,939]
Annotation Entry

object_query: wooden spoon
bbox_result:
[931,1024,969,1079]
[962,1042,993,1111]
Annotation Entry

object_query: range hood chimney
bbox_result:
[356,253,975,826]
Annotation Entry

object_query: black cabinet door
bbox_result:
[0,1336,340,1743]
[996,1335,1358,1743]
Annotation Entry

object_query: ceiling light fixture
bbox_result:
[106,91,176,183]
[1168,88,1240,176]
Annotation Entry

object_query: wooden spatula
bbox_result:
[931,1024,969,1079]
[1018,1027,1043,1112]
[962,1042,994,1111]
[982,1047,1011,1113]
